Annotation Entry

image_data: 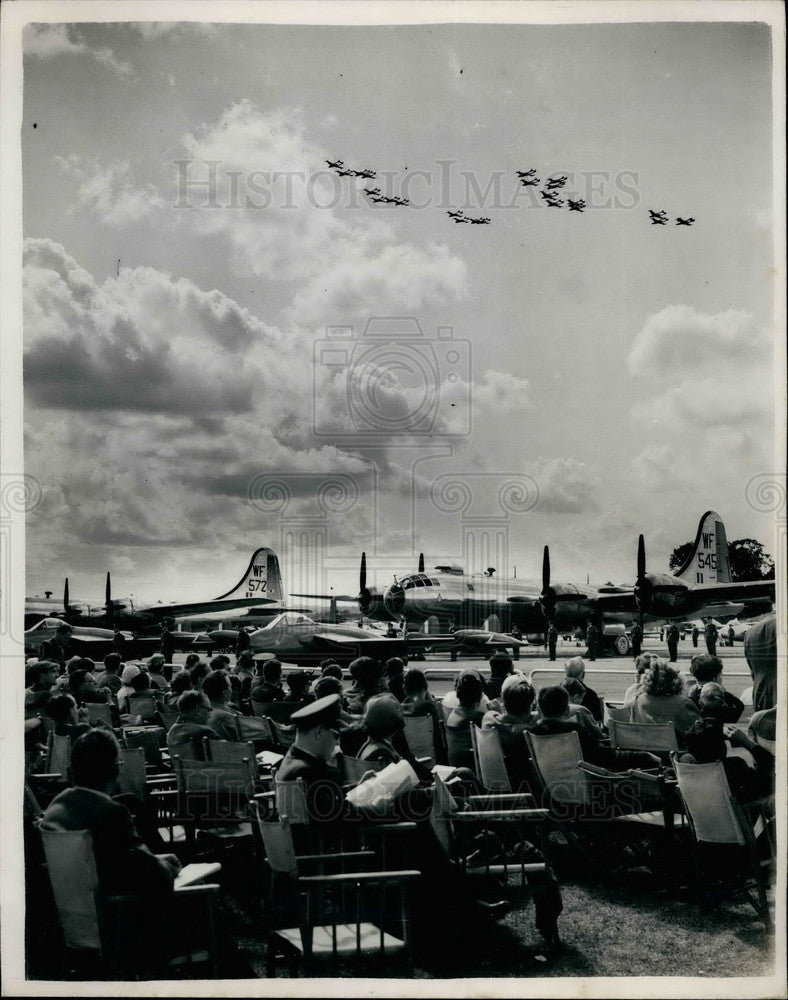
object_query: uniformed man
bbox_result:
[585,622,598,662]
[160,625,175,662]
[691,624,699,648]
[630,622,643,658]
[704,619,719,657]
[727,623,735,647]
[275,695,347,832]
[547,623,558,661]
[112,627,126,654]
[666,622,680,663]
[510,625,522,641]
[235,626,251,657]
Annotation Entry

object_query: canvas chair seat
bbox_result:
[274,922,406,957]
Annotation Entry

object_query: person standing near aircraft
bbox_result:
[235,626,251,657]
[666,622,680,663]
[547,624,558,661]
[691,624,699,648]
[585,621,598,662]
[511,624,522,641]
[112,626,126,654]
[630,622,642,658]
[160,624,175,662]
[704,619,719,657]
[727,623,735,647]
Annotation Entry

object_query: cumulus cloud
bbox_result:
[23,238,285,415]
[24,24,133,78]
[55,156,165,227]
[526,457,601,513]
[627,305,769,378]
[129,22,217,40]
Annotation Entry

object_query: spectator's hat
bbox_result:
[121,664,141,685]
[363,694,403,738]
[290,693,341,730]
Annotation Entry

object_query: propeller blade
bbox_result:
[105,572,114,620]
[360,552,367,594]
[418,552,424,574]
[542,546,550,591]
[637,534,646,580]
[64,578,70,611]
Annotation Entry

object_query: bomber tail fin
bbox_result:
[214,548,284,603]
[673,511,731,585]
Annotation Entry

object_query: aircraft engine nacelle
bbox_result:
[358,588,391,621]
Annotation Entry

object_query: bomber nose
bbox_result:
[384,583,405,619]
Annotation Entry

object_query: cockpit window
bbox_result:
[430,579,440,586]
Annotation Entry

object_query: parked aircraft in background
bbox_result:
[25,548,285,632]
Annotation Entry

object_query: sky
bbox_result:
[18,14,782,607]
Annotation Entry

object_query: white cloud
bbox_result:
[627,304,768,378]
[56,156,165,227]
[129,22,217,40]
[24,24,133,78]
[526,457,601,513]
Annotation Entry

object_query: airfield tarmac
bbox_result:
[173,636,755,718]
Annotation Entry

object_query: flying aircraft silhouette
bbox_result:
[516,169,538,178]
[378,194,410,206]
[363,187,383,201]
[447,210,469,223]
[468,215,491,224]
[567,198,586,212]
[649,209,669,225]
[334,167,355,177]
[325,159,344,169]
[348,167,376,179]
[541,190,564,207]
[518,175,540,186]
[676,217,695,226]
[545,175,568,190]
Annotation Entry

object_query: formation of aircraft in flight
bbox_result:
[650,210,696,226]
[567,198,586,212]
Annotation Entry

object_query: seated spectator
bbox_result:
[482,677,536,789]
[529,686,657,771]
[486,652,514,703]
[117,664,142,711]
[345,657,387,715]
[686,653,743,722]
[320,661,343,681]
[94,653,124,696]
[313,675,354,723]
[250,659,286,705]
[189,661,210,690]
[684,714,774,803]
[562,678,606,739]
[628,659,701,741]
[41,728,178,976]
[286,669,316,706]
[146,654,170,693]
[358,695,405,764]
[401,667,445,745]
[385,657,406,701]
[203,670,242,741]
[446,669,487,768]
[232,651,255,705]
[623,652,660,704]
[69,669,111,707]
[210,655,231,672]
[748,707,776,755]
[166,690,222,758]
[165,670,192,706]
[24,660,60,719]
[46,692,92,741]
[443,667,492,714]
[184,652,202,672]
[563,656,603,722]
